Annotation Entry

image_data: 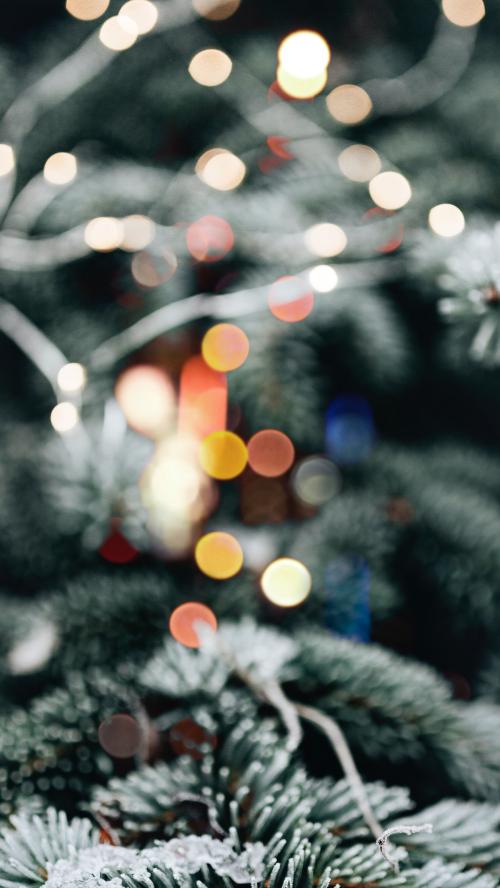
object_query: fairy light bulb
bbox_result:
[442,0,485,26]
[50,402,79,433]
[247,430,295,477]
[200,431,248,480]
[278,30,330,79]
[368,171,412,210]
[119,0,158,33]
[261,558,312,607]
[66,0,110,19]
[115,365,174,438]
[169,602,217,648]
[304,223,347,258]
[189,49,232,87]
[268,275,314,323]
[99,15,138,50]
[195,531,243,579]
[0,144,15,177]
[84,217,124,251]
[326,84,372,124]
[120,215,155,251]
[309,264,338,292]
[192,0,240,19]
[202,324,250,372]
[338,144,381,182]
[196,149,245,191]
[428,203,465,237]
[57,363,86,393]
[276,67,328,99]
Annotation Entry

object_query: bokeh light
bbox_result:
[169,602,217,648]
[338,144,381,182]
[131,248,177,287]
[115,365,175,438]
[196,148,245,190]
[195,531,243,579]
[189,49,232,87]
[268,275,314,322]
[428,203,465,237]
[179,355,227,439]
[43,152,77,185]
[186,215,234,262]
[292,455,340,506]
[278,30,330,79]
[120,0,158,33]
[66,0,110,19]
[202,324,249,372]
[200,430,248,480]
[326,396,375,464]
[0,144,15,176]
[99,15,138,50]
[304,223,347,257]
[442,0,485,26]
[121,215,155,251]
[326,84,372,124]
[276,67,328,100]
[369,171,412,210]
[98,714,141,758]
[308,264,338,292]
[84,216,124,251]
[261,557,312,607]
[192,0,240,19]
[248,430,295,477]
[57,362,86,393]
[50,402,79,433]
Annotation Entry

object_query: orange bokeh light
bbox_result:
[178,355,227,439]
[268,275,314,323]
[195,531,243,579]
[199,430,248,480]
[169,602,218,648]
[186,215,234,262]
[202,323,250,372]
[248,429,295,477]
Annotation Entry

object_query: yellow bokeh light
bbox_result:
[202,323,250,372]
[120,215,155,251]
[57,362,86,393]
[442,0,485,26]
[43,152,78,186]
[66,0,110,20]
[326,84,372,125]
[428,203,465,237]
[84,217,124,252]
[115,365,175,438]
[368,171,412,210]
[276,66,328,100]
[192,0,240,19]
[278,30,331,79]
[199,430,248,480]
[99,15,138,50]
[304,223,347,258]
[50,402,79,433]
[195,531,244,579]
[0,144,15,177]
[338,144,381,182]
[196,148,245,191]
[189,49,232,87]
[120,0,158,33]
[261,557,312,607]
[308,264,338,292]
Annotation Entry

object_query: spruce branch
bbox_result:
[376,824,433,874]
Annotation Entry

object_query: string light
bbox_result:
[338,144,381,182]
[201,324,250,371]
[43,152,77,185]
[66,0,110,19]
[169,602,217,648]
[119,0,158,34]
[99,15,138,50]
[304,223,347,257]
[278,30,330,79]
[50,402,79,433]
[186,215,234,262]
[268,275,314,323]
[57,362,86,393]
[261,557,312,607]
[192,0,240,20]
[131,248,177,287]
[196,148,245,191]
[115,365,175,438]
[292,456,340,506]
[248,430,295,477]
[0,144,15,177]
[199,430,248,480]
[195,531,243,579]
[368,171,412,210]
[120,215,155,251]
[428,203,465,237]
[276,67,328,100]
[84,217,124,252]
[326,84,372,124]
[188,49,232,87]
[308,264,338,292]
[441,0,485,26]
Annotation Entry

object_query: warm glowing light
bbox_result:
[121,215,155,251]
[115,365,174,438]
[304,223,347,258]
[326,84,372,124]
[261,557,312,607]
[0,144,15,177]
[131,248,177,287]
[66,0,110,19]
[99,15,138,50]
[43,152,77,185]
[268,275,314,323]
[50,402,79,433]
[192,0,240,19]
[338,144,381,182]
[57,362,86,393]
[120,0,158,33]
[200,430,248,480]
[276,66,328,100]
[248,430,295,478]
[186,215,234,262]
[308,264,338,292]
[202,324,249,372]
[428,203,465,237]
[98,714,141,757]
[196,148,245,191]
[368,171,412,210]
[442,0,485,26]
[169,602,218,648]
[278,30,331,79]
[189,49,232,87]
[178,355,227,439]
[195,531,243,579]
[292,456,340,506]
[84,216,124,251]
